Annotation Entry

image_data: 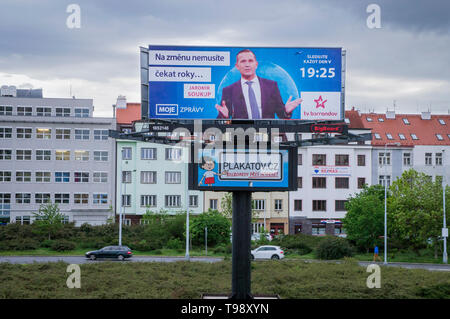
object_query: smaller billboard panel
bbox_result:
[190,146,297,191]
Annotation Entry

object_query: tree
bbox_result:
[219,193,233,219]
[389,169,449,256]
[342,184,385,252]
[219,192,261,223]
[32,202,66,240]
[141,208,170,225]
[190,209,231,246]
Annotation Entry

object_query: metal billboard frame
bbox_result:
[140,45,346,122]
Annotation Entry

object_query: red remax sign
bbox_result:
[310,124,344,133]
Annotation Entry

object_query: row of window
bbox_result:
[296,177,367,189]
[373,132,450,141]
[208,199,288,212]
[298,154,366,166]
[293,200,348,211]
[0,127,108,140]
[0,193,108,205]
[425,152,444,166]
[0,150,108,161]
[0,106,89,117]
[122,171,184,184]
[377,175,441,187]
[14,215,70,225]
[121,147,182,161]
[121,194,198,208]
[367,117,447,126]
[0,171,108,183]
[378,152,443,166]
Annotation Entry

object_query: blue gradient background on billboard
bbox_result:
[148,46,342,119]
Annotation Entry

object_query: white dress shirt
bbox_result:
[240,76,262,119]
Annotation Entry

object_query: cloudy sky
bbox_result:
[0,0,449,117]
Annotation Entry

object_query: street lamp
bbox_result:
[185,145,190,261]
[383,142,400,265]
[119,152,135,246]
[442,149,448,264]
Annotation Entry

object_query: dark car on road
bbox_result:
[85,246,133,261]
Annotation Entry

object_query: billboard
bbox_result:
[189,146,298,191]
[144,45,344,121]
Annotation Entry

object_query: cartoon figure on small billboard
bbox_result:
[198,156,227,186]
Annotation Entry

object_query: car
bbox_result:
[251,233,272,242]
[85,246,133,261]
[251,245,284,260]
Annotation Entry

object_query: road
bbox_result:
[0,256,222,264]
[1,256,449,272]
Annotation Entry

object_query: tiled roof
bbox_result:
[116,103,141,124]
[358,112,450,146]
[344,109,365,129]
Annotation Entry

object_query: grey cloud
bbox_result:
[0,0,449,114]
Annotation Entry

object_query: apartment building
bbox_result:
[114,103,203,224]
[0,85,116,226]
[288,139,372,236]
[353,109,450,187]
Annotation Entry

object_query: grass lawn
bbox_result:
[0,259,448,299]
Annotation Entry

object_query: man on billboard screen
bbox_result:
[146,45,343,121]
[215,49,303,120]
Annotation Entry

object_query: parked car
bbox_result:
[251,245,284,260]
[251,233,272,242]
[85,246,133,261]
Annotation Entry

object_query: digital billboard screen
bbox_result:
[146,45,344,121]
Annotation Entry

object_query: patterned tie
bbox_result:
[246,81,260,119]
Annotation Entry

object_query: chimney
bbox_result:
[421,111,431,120]
[386,110,396,119]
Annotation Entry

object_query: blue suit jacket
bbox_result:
[217,77,292,119]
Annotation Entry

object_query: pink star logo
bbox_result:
[314,95,327,108]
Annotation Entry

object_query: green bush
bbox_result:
[272,234,324,250]
[2,239,40,251]
[165,238,183,250]
[0,224,36,241]
[212,244,232,255]
[212,245,227,254]
[78,241,99,249]
[283,247,312,256]
[152,249,163,255]
[272,234,313,255]
[40,239,54,248]
[50,240,76,252]
[52,222,77,239]
[131,240,152,251]
[315,237,354,260]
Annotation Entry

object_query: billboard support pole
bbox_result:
[230,190,253,300]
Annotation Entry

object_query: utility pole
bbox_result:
[443,149,448,264]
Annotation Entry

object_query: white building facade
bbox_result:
[0,86,116,226]
[115,122,203,225]
[289,138,372,236]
